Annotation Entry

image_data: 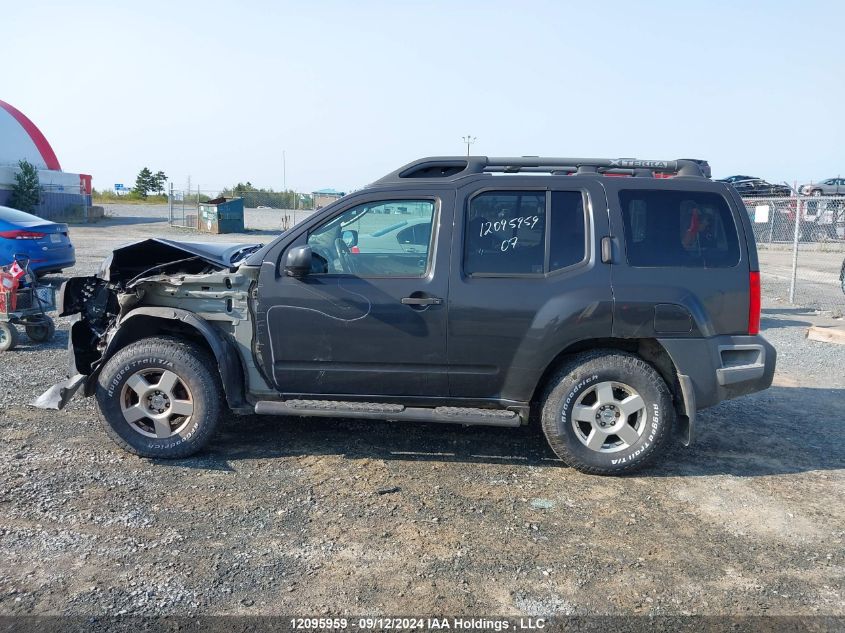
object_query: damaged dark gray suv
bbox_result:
[38,156,776,475]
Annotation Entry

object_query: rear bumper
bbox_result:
[30,252,76,274]
[658,334,777,410]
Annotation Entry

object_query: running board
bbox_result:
[253,399,523,427]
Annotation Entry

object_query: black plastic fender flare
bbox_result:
[83,306,246,410]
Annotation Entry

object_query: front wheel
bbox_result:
[95,336,223,458]
[541,350,674,475]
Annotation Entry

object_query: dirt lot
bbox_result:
[0,212,843,618]
[757,245,845,315]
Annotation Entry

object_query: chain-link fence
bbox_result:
[743,195,845,315]
[168,188,199,229]
[0,183,92,222]
[169,187,317,232]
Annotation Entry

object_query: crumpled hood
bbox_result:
[98,238,262,282]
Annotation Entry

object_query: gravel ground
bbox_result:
[0,213,843,618]
[758,245,845,315]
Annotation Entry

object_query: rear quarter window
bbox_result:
[619,190,740,268]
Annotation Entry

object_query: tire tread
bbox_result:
[96,336,223,459]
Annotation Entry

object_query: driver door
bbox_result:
[261,193,452,397]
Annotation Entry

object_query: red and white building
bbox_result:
[0,99,92,217]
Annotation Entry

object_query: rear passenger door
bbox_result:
[603,179,749,337]
[447,180,613,403]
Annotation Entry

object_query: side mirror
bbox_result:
[284,245,313,278]
[341,229,358,248]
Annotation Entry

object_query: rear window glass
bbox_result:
[0,206,41,223]
[619,190,740,268]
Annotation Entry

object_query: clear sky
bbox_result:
[3,0,844,193]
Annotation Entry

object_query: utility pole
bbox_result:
[283,151,287,191]
[462,135,476,157]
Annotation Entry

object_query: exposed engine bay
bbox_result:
[34,238,264,410]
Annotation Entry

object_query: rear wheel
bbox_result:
[0,322,19,352]
[95,336,223,458]
[541,350,674,475]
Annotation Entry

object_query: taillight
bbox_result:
[748,271,761,335]
[0,230,46,240]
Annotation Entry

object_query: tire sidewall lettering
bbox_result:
[105,356,200,449]
[561,369,663,466]
[561,373,599,423]
[107,358,176,398]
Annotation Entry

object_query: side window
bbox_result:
[619,190,740,268]
[307,199,436,276]
[549,191,586,271]
[465,191,546,275]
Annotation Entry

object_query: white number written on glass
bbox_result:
[501,237,519,251]
[479,215,540,236]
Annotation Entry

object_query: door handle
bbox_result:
[401,296,443,306]
[601,236,613,264]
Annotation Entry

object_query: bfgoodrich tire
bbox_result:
[541,350,673,475]
[95,336,223,458]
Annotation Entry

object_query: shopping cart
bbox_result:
[0,256,57,352]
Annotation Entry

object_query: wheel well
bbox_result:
[109,315,215,360]
[531,338,685,416]
[87,313,246,410]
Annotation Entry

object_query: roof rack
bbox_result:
[374,156,711,184]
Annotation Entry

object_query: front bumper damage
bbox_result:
[33,238,261,410]
[32,373,87,409]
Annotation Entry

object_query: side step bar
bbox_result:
[254,399,523,427]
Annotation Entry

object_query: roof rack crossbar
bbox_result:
[374,156,710,184]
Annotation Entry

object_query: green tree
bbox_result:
[133,167,154,198]
[10,160,41,212]
[152,170,168,194]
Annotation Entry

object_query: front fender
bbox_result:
[85,307,246,409]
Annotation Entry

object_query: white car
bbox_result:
[355,217,432,254]
[800,178,845,196]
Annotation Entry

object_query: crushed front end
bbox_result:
[34,238,262,410]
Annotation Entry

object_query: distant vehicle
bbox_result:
[800,178,845,196]
[717,176,792,198]
[720,175,757,184]
[353,217,432,254]
[0,205,75,276]
[256,205,274,210]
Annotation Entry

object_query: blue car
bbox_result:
[0,205,75,276]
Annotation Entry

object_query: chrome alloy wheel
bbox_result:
[571,381,648,453]
[120,369,194,439]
